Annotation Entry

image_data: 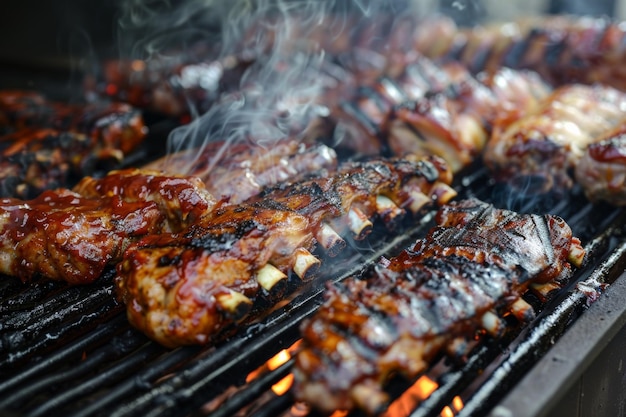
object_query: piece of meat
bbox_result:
[575,120,626,205]
[415,15,626,92]
[333,53,551,173]
[0,170,216,284]
[293,198,585,414]
[484,83,626,194]
[331,57,476,158]
[144,139,338,204]
[0,129,90,198]
[72,169,216,232]
[115,156,456,347]
[388,64,551,173]
[0,91,147,198]
[0,91,146,147]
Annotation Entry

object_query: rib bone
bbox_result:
[509,298,535,322]
[315,223,346,257]
[215,290,253,319]
[293,248,321,281]
[480,310,505,337]
[257,264,288,292]
[375,195,405,225]
[348,206,373,239]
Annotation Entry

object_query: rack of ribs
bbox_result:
[115,155,456,347]
[293,198,585,414]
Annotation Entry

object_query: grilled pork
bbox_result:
[575,120,626,205]
[0,170,215,284]
[484,84,626,194]
[0,91,147,198]
[293,198,585,414]
[419,15,626,91]
[115,156,456,347]
[388,65,551,173]
[144,140,337,204]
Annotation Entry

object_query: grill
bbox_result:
[2,1,626,416]
[1,165,626,417]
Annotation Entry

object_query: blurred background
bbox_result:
[0,0,621,93]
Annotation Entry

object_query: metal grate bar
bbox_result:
[0,314,129,395]
[0,329,147,410]
[206,358,295,417]
[0,296,123,370]
[26,340,165,417]
[67,346,204,417]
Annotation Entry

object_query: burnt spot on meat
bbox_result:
[294,198,583,414]
[187,219,261,252]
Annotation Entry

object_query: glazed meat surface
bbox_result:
[293,198,585,414]
[0,170,215,284]
[484,84,626,193]
[575,120,626,205]
[0,91,147,198]
[115,156,456,347]
[144,139,337,203]
[387,65,551,173]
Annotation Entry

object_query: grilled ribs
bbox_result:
[0,170,215,284]
[484,84,626,194]
[0,91,147,198]
[144,139,337,204]
[417,15,626,91]
[293,198,585,414]
[576,120,626,205]
[115,156,455,347]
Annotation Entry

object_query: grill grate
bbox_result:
[1,166,626,417]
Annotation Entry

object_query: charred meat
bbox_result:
[387,65,550,172]
[293,198,585,414]
[144,139,338,204]
[419,15,626,91]
[484,84,626,194]
[576,120,626,205]
[115,156,455,347]
[0,170,215,284]
[0,91,147,198]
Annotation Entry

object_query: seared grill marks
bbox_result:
[293,198,585,414]
[115,156,455,347]
[0,91,146,198]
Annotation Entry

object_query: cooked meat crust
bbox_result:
[293,198,584,414]
[115,156,455,347]
[484,84,626,193]
[0,170,216,284]
[0,91,147,198]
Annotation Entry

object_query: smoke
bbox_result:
[115,0,440,175]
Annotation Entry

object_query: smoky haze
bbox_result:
[114,0,441,174]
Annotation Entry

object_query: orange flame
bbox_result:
[382,375,464,417]
[246,340,301,396]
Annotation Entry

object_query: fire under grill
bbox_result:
[1,162,626,417]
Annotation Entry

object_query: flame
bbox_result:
[246,340,301,396]
[272,373,294,396]
[382,375,464,417]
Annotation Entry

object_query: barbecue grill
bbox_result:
[1,1,626,417]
